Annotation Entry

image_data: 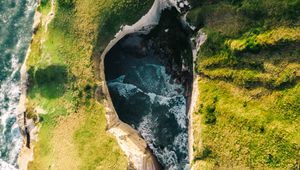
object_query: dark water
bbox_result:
[0,0,36,168]
[105,9,192,170]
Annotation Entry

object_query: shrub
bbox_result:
[57,0,74,9]
[204,104,217,125]
[40,0,50,7]
[238,0,266,20]
[194,146,213,160]
[201,30,226,56]
[26,101,38,123]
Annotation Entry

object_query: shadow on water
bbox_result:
[104,8,193,169]
[28,65,68,99]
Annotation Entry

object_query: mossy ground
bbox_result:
[26,0,153,169]
[188,0,300,169]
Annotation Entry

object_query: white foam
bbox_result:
[108,62,189,169]
[138,114,157,144]
[0,159,17,170]
[160,148,178,169]
[135,100,188,169]
[134,64,184,97]
[168,96,187,129]
[173,133,188,155]
[0,0,37,166]
[108,80,143,100]
[147,93,157,103]
[0,73,22,165]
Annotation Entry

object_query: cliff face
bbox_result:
[187,0,300,169]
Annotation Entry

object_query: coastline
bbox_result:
[17,0,55,168]
[188,29,207,169]
[16,9,41,170]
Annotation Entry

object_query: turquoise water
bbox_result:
[0,0,36,168]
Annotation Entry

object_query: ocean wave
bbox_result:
[137,113,188,169]
[0,57,23,165]
[0,159,17,170]
[108,63,188,169]
[0,0,37,167]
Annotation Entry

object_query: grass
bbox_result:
[227,27,300,51]
[189,0,300,169]
[74,103,127,170]
[26,0,154,169]
[193,79,299,169]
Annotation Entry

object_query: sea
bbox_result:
[0,0,36,169]
[105,34,189,169]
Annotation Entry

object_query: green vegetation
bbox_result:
[26,0,154,169]
[227,27,300,51]
[188,0,300,169]
[74,103,128,170]
[193,79,299,169]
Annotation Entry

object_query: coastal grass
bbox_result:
[26,0,154,169]
[189,0,300,169]
[193,79,299,169]
[73,103,127,170]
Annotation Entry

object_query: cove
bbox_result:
[104,9,192,169]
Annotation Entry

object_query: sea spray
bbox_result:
[0,0,37,167]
